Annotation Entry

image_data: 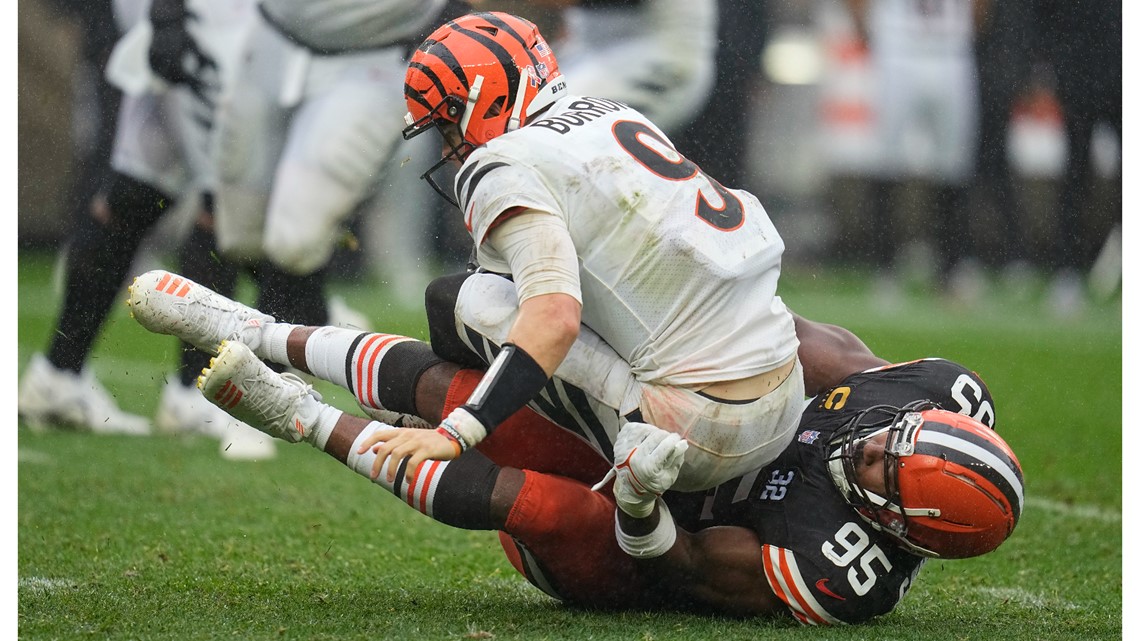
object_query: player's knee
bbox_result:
[426,272,487,368]
[425,273,469,321]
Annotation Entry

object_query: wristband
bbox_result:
[435,426,464,457]
[460,343,549,435]
[439,407,485,450]
[615,499,677,559]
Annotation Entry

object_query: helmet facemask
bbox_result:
[402,94,473,208]
[827,401,943,558]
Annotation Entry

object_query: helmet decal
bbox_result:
[912,420,1024,520]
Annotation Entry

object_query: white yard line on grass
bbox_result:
[19,577,75,594]
[17,449,53,464]
[1026,496,1121,523]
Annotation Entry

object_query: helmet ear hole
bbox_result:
[485,96,505,118]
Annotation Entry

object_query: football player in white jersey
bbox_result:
[124,270,1023,622]
[209,0,467,301]
[18,0,264,444]
[366,12,803,492]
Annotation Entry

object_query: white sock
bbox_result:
[303,328,419,399]
[259,322,297,366]
[296,393,342,451]
[346,422,398,491]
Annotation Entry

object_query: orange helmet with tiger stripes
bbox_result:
[402,12,567,152]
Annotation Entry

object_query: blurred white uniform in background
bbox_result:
[861,0,978,182]
[211,0,454,275]
[553,0,718,135]
[108,0,255,210]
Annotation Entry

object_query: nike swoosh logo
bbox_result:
[816,578,845,600]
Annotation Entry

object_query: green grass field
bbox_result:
[17,249,1123,640]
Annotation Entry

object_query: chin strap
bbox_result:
[459,74,484,139]
[507,67,530,132]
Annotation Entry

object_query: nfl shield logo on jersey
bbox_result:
[797,430,821,444]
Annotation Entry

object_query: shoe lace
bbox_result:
[279,372,321,402]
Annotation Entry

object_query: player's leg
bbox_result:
[19,88,195,434]
[198,339,641,606]
[256,48,407,273]
[18,172,166,435]
[128,265,443,427]
[432,270,806,491]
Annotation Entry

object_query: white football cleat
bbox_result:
[198,340,321,444]
[18,354,151,436]
[127,270,274,355]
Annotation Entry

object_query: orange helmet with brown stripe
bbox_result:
[827,402,1024,559]
[403,12,566,153]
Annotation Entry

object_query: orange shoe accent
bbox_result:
[155,273,192,297]
[215,380,243,410]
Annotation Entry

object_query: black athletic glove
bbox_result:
[148,0,218,104]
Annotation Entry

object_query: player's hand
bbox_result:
[357,427,462,484]
[598,422,689,519]
[148,14,219,103]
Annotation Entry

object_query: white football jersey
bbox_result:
[258,0,447,51]
[457,95,799,387]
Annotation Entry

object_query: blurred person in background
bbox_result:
[840,0,989,305]
[206,0,468,339]
[1031,0,1121,317]
[673,0,770,190]
[18,0,267,448]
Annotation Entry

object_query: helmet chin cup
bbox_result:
[420,155,462,209]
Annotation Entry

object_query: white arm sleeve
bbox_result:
[486,209,582,305]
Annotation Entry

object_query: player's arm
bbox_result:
[490,208,583,370]
[605,423,784,616]
[618,505,784,617]
[793,314,887,397]
[363,210,581,481]
[148,0,217,99]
